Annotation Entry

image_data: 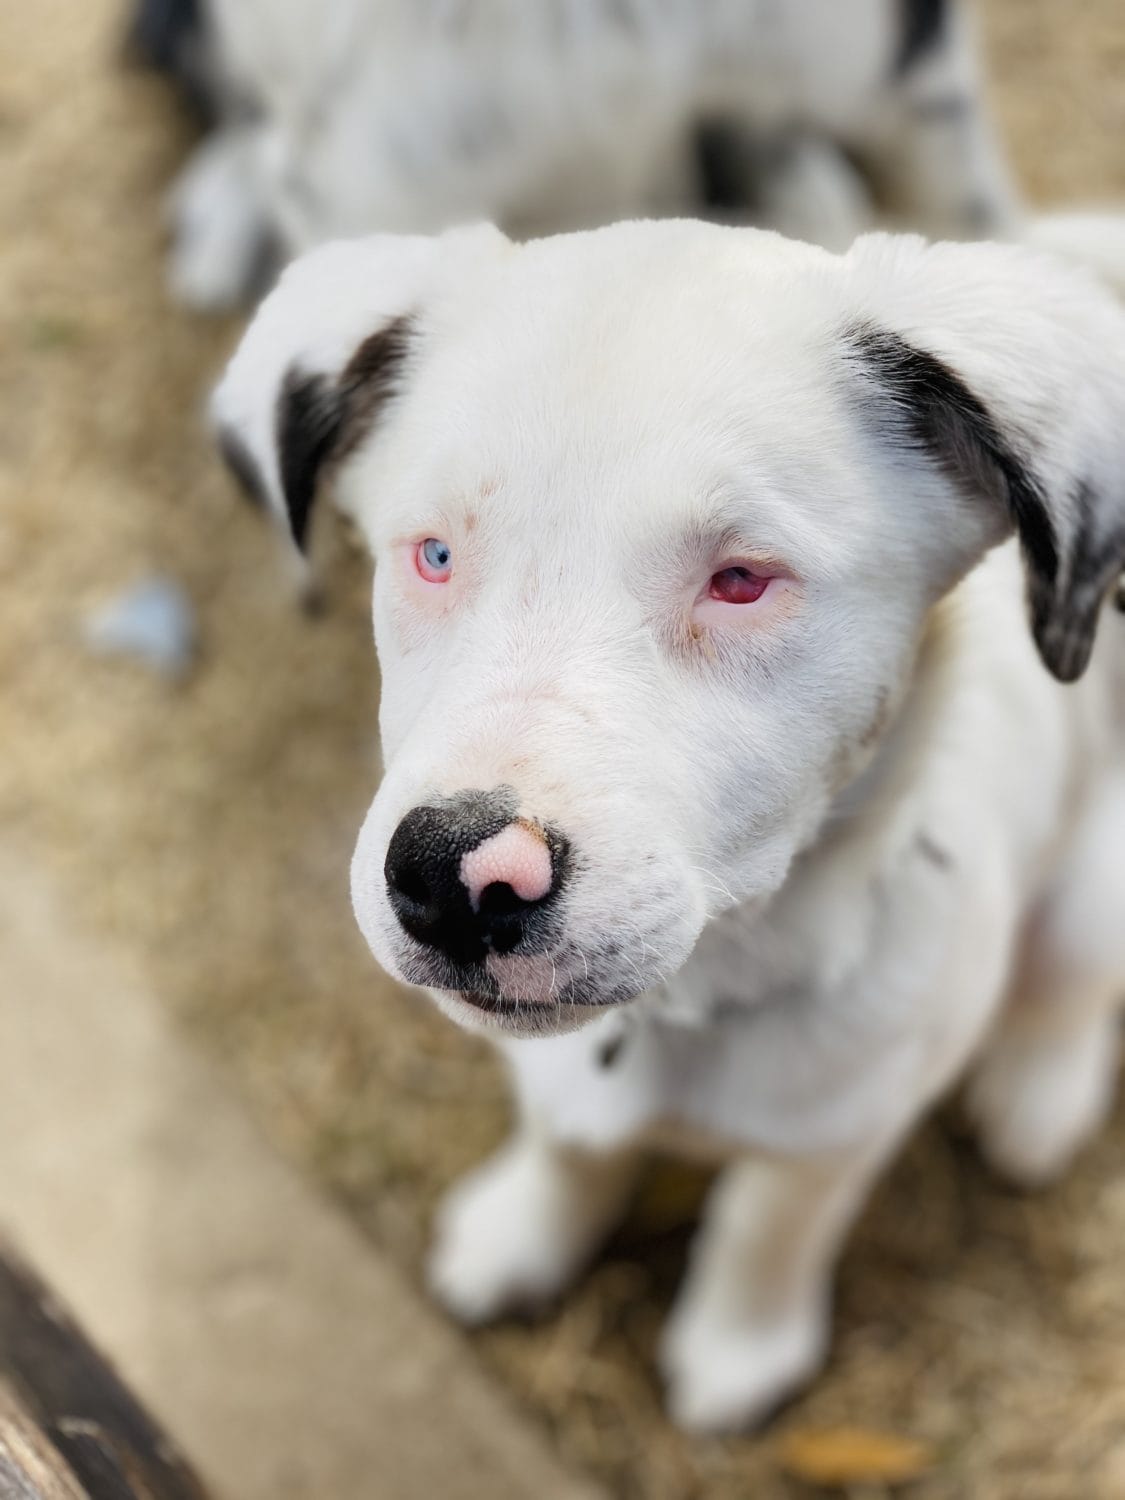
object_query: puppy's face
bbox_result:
[349,233,943,1031]
[214,221,1125,1034]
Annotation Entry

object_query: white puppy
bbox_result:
[163,0,1016,308]
[212,218,1125,1431]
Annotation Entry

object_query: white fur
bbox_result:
[171,0,1017,307]
[214,218,1125,1430]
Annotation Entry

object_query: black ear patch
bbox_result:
[1047,480,1125,680]
[847,322,1125,681]
[894,0,948,76]
[276,369,347,552]
[848,321,1058,574]
[275,314,413,552]
[846,322,1098,679]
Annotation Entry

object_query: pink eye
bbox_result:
[707,565,769,605]
[416,537,453,583]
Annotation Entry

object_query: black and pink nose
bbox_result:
[384,792,566,966]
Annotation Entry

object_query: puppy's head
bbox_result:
[213,220,1125,1035]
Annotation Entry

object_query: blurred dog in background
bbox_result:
[130,0,1018,310]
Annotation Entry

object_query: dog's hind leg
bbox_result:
[427,1119,640,1326]
[968,770,1125,1188]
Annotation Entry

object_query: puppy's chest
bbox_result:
[511,857,913,1156]
[674,847,893,1018]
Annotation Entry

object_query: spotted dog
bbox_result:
[141,0,1018,310]
[213,217,1125,1429]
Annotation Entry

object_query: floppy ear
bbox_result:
[211,223,507,551]
[843,233,1125,682]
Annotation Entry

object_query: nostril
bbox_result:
[477,880,536,918]
[476,880,537,956]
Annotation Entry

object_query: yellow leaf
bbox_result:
[775,1426,935,1487]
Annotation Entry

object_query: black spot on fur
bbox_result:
[126,0,201,72]
[124,0,221,121]
[693,122,830,219]
[596,1031,628,1069]
[274,315,413,550]
[916,832,953,869]
[895,0,948,76]
[694,120,755,214]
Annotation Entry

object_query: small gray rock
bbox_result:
[83,575,197,679]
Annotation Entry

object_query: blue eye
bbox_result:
[416,537,453,582]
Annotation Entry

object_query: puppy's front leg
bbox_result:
[428,1119,640,1326]
[661,1144,884,1433]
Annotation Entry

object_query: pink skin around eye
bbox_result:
[415,538,453,584]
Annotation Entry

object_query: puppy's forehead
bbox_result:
[349,222,866,569]
[442,222,844,398]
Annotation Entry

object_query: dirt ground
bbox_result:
[2,4,1125,1497]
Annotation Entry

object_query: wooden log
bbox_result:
[0,1237,211,1500]
[0,1378,89,1500]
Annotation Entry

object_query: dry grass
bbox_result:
[2,3,1124,1496]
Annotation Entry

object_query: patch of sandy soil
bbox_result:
[1,4,1123,1497]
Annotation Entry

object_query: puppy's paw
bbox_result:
[968,1019,1118,1189]
[660,1303,828,1434]
[427,1143,593,1326]
[166,137,273,312]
